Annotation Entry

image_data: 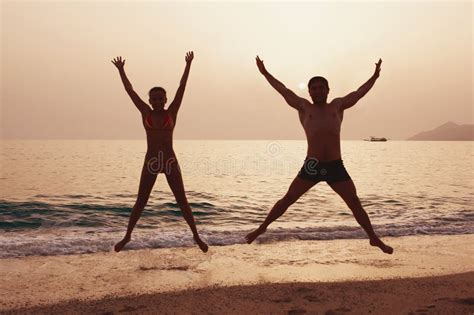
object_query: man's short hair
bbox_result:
[308,76,329,89]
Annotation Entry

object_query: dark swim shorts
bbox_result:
[297,158,352,184]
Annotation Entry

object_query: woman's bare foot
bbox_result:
[370,237,394,254]
[194,236,209,253]
[114,236,131,252]
[245,226,267,244]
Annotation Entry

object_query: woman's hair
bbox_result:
[148,87,166,96]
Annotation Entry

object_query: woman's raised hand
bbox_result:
[111,56,126,69]
[185,51,194,64]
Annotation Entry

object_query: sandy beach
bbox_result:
[1,234,473,314]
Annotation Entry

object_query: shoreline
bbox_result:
[1,234,473,313]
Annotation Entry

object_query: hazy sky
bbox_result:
[2,1,472,140]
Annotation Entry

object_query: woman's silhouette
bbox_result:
[111,52,208,253]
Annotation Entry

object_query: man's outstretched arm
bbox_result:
[339,58,382,111]
[256,56,304,111]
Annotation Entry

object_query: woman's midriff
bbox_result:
[143,132,178,175]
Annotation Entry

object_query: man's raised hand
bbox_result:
[374,58,382,78]
[256,56,268,75]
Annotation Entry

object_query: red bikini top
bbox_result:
[145,111,174,130]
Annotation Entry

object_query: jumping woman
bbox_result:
[111,51,208,253]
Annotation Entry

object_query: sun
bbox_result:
[298,82,306,90]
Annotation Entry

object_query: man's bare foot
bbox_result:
[194,236,208,253]
[370,237,394,254]
[114,236,131,252]
[245,226,267,244]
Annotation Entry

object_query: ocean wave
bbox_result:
[0,199,223,230]
[0,222,472,259]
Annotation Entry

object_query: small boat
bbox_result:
[363,136,388,142]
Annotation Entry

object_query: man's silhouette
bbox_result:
[246,56,393,254]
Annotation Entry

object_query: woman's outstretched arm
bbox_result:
[168,51,194,118]
[111,56,151,115]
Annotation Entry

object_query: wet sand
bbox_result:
[1,234,473,314]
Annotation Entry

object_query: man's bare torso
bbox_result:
[298,99,344,161]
